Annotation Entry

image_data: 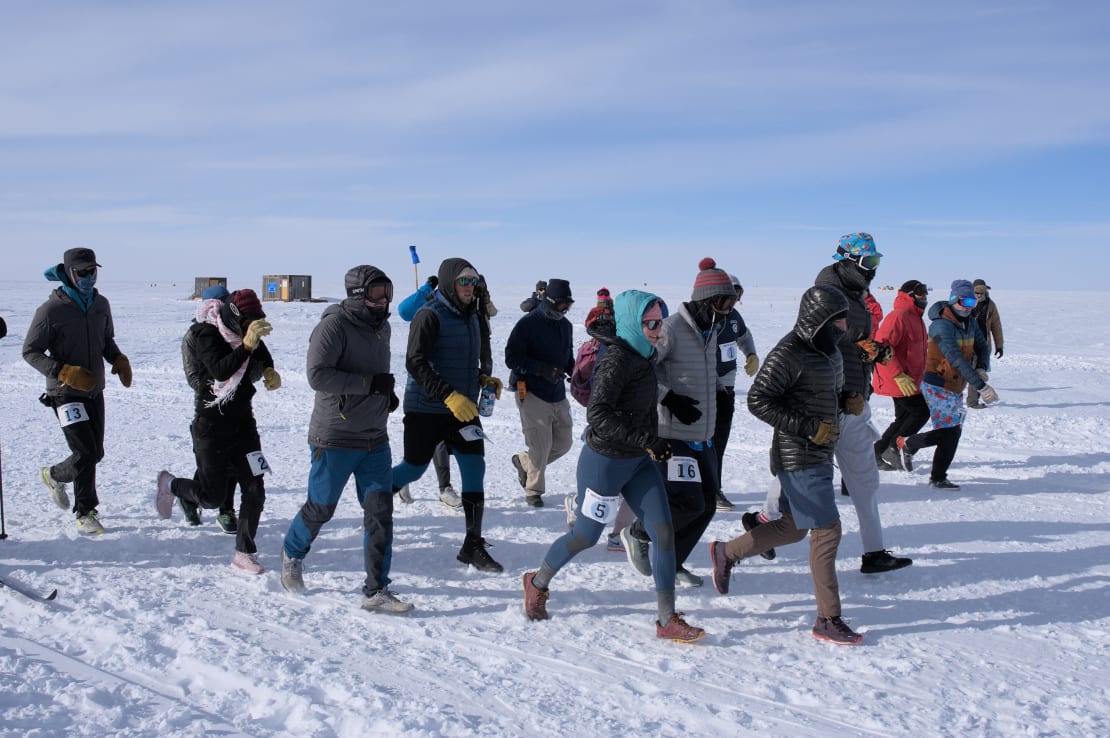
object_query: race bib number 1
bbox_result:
[56,402,89,428]
[580,488,619,524]
[719,341,739,363]
[246,450,271,476]
[666,456,701,483]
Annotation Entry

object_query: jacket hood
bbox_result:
[893,289,925,315]
[794,285,849,344]
[614,289,662,360]
[437,257,478,313]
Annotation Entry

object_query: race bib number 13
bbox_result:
[581,488,619,524]
[666,456,701,483]
[56,402,88,428]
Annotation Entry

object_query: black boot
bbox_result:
[458,492,503,573]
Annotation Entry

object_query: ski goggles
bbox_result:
[952,295,978,309]
[709,294,736,314]
[911,283,929,297]
[363,281,393,305]
[456,276,480,287]
[848,252,881,270]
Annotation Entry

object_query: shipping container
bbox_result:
[193,277,228,299]
[261,274,313,302]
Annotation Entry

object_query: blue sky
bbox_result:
[2,1,1108,296]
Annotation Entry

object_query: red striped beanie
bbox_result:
[690,258,734,302]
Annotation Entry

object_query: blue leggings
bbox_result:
[543,447,676,592]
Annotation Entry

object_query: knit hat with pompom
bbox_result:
[690,257,735,302]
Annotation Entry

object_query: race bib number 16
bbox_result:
[581,488,619,524]
[56,402,89,428]
[666,456,701,483]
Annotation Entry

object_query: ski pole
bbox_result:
[0,438,7,539]
[409,244,420,289]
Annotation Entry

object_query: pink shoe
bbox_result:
[156,471,175,519]
[231,552,264,575]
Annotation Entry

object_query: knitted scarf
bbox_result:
[197,299,249,408]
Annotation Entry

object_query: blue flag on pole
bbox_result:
[409,245,419,264]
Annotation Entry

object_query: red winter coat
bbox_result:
[871,290,927,397]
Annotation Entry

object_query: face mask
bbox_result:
[914,297,928,310]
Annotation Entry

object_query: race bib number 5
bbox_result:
[56,402,89,428]
[666,456,701,483]
[246,450,271,476]
[581,488,620,524]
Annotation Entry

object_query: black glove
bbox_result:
[994,347,1003,359]
[0,316,6,340]
[388,391,400,413]
[646,438,673,462]
[368,373,395,395]
[661,391,702,425]
[426,275,439,289]
[542,365,565,383]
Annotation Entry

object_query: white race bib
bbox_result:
[458,425,488,442]
[718,341,739,363]
[666,456,701,483]
[580,488,619,524]
[56,402,89,428]
[246,450,271,476]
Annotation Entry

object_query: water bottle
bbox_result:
[477,385,496,417]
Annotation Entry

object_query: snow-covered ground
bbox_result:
[1,279,1108,737]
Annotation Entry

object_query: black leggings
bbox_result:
[876,394,931,455]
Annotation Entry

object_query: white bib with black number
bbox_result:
[246,450,271,476]
[56,402,89,428]
[458,425,488,443]
[666,456,701,483]
[718,340,739,363]
[581,487,619,524]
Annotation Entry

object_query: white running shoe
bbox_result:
[438,485,462,509]
[75,510,104,535]
[41,467,70,510]
[396,485,414,504]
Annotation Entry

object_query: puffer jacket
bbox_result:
[871,290,927,397]
[747,285,846,475]
[922,301,991,394]
[654,302,718,443]
[815,261,873,396]
[24,278,123,399]
[306,286,393,451]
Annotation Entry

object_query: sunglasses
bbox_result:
[456,277,479,287]
[74,266,97,278]
[641,318,663,330]
[912,284,929,297]
[954,295,978,309]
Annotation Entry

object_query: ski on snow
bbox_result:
[0,575,58,603]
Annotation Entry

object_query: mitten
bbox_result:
[744,354,760,377]
[262,367,281,390]
[444,391,478,421]
[842,392,865,416]
[994,347,1003,359]
[979,384,1000,405]
[661,391,702,425]
[0,316,6,339]
[111,354,132,388]
[427,275,439,289]
[368,373,395,395]
[388,391,400,413]
[243,319,272,351]
[810,419,839,446]
[893,372,918,396]
[58,364,95,392]
[645,438,673,462]
[479,374,503,400]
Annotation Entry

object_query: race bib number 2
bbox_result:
[666,456,701,484]
[246,450,271,476]
[580,488,620,524]
[56,402,88,428]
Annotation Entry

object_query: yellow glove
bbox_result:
[111,354,132,388]
[243,319,272,351]
[262,367,281,390]
[810,419,839,446]
[893,372,918,396]
[744,354,759,377]
[479,374,503,400]
[445,391,479,421]
[58,364,95,392]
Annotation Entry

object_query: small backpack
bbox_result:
[570,338,604,407]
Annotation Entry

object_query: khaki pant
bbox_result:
[515,393,573,497]
[724,511,843,618]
